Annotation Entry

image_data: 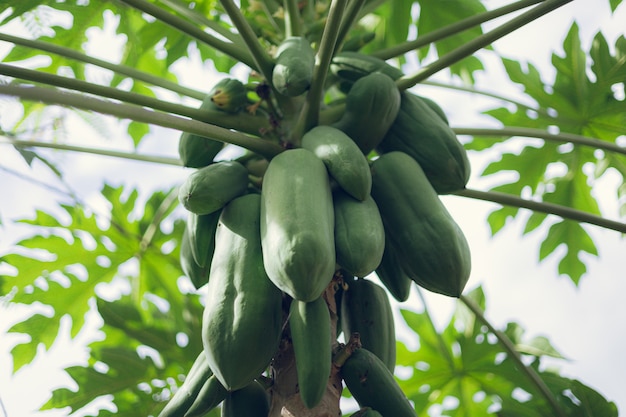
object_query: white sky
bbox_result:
[1,0,625,416]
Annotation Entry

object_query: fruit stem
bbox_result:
[396,0,574,90]
[460,294,567,417]
[333,0,367,54]
[453,188,626,234]
[284,0,303,37]
[332,333,362,368]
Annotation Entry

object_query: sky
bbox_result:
[1,0,626,416]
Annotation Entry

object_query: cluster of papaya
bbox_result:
[163,35,472,417]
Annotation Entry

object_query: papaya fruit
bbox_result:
[186,211,221,269]
[221,380,269,417]
[333,190,385,278]
[341,32,376,52]
[375,237,412,303]
[272,36,316,97]
[178,97,224,168]
[341,278,396,372]
[332,72,401,154]
[289,297,332,409]
[370,151,471,297]
[158,352,213,417]
[184,374,227,417]
[301,125,371,201]
[418,94,449,125]
[178,161,249,215]
[260,148,336,302]
[341,347,416,417]
[377,92,470,194]
[180,225,210,289]
[330,51,403,82]
[202,194,283,391]
[208,78,247,113]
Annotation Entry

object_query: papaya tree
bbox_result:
[0,0,624,416]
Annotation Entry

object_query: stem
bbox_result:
[0,63,270,135]
[459,294,567,417]
[304,0,348,131]
[219,0,275,81]
[372,0,543,60]
[454,188,626,234]
[2,137,182,166]
[453,126,626,156]
[0,32,206,100]
[0,85,284,158]
[284,0,302,37]
[119,0,256,69]
[396,0,574,90]
[333,0,367,54]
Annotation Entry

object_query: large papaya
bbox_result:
[370,151,471,297]
[272,36,316,97]
[260,148,336,302]
[341,278,395,372]
[377,92,470,194]
[341,347,416,417]
[289,297,332,409]
[221,380,269,417]
[301,125,371,201]
[202,194,283,391]
[333,190,385,278]
[332,72,401,154]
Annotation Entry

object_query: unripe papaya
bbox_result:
[333,191,385,278]
[178,97,224,168]
[178,161,249,215]
[186,211,221,268]
[370,152,471,297]
[180,225,210,289]
[260,148,336,302]
[202,194,283,391]
[221,380,269,417]
[184,374,227,417]
[332,72,401,154]
[341,348,416,417]
[158,352,213,417]
[375,237,412,303]
[341,278,396,372]
[330,51,404,82]
[289,297,332,409]
[208,78,247,113]
[378,92,470,194]
[301,125,371,201]
[272,36,315,97]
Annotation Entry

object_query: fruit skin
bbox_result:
[178,161,249,215]
[260,148,336,302]
[370,151,471,297]
[418,94,449,125]
[180,225,210,289]
[178,97,224,168]
[333,191,385,278]
[375,237,412,303]
[330,51,403,82]
[208,78,247,114]
[158,352,213,417]
[377,92,470,194]
[301,125,371,201]
[202,194,283,391]
[221,380,269,417]
[272,36,315,97]
[341,348,416,417]
[187,211,221,268]
[332,72,401,154]
[289,297,332,409]
[184,374,227,417]
[341,278,396,372]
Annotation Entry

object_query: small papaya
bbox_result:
[186,211,221,269]
[208,78,248,113]
[330,51,404,82]
[180,225,210,289]
[221,380,269,417]
[178,96,224,168]
[272,36,316,97]
[375,237,412,303]
[183,374,227,417]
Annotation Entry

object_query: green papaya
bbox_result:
[289,297,332,409]
[333,190,385,278]
[375,237,412,303]
[178,161,249,215]
[209,78,248,113]
[341,278,395,372]
[260,148,336,302]
[341,32,376,52]
[418,94,449,125]
[178,97,224,168]
[330,51,404,82]
[202,194,283,391]
[370,151,471,297]
[341,348,416,417]
[180,225,210,289]
[377,92,470,194]
[332,72,401,154]
[186,211,221,268]
[184,374,227,417]
[301,125,371,201]
[272,36,315,97]
[221,380,269,417]
[158,352,213,417]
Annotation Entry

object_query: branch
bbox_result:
[118,0,256,69]
[0,85,284,159]
[0,32,206,100]
[454,188,626,234]
[459,294,567,417]
[396,0,574,90]
[333,0,367,54]
[372,0,544,60]
[284,0,302,37]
